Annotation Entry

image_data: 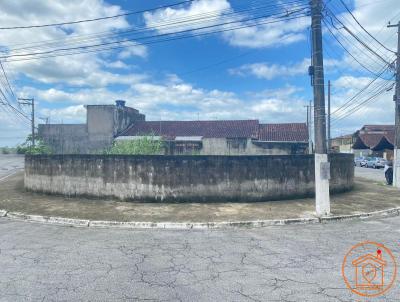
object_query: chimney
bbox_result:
[115,100,126,108]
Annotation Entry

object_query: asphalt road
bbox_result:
[0,154,24,180]
[0,155,398,301]
[355,166,386,182]
[0,217,399,301]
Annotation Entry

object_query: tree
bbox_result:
[17,134,52,155]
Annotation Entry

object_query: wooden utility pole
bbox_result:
[311,0,330,216]
[388,22,400,188]
[327,80,331,151]
[18,98,35,147]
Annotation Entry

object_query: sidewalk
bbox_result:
[0,172,399,223]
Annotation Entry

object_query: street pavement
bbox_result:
[0,155,399,301]
[0,154,24,180]
[0,217,400,301]
[355,166,386,183]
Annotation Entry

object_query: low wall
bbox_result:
[24,154,354,202]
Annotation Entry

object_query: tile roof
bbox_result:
[353,133,384,149]
[361,125,395,132]
[258,123,308,142]
[384,131,395,145]
[352,132,395,150]
[120,120,259,139]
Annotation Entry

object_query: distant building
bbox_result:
[38,101,145,154]
[39,101,309,155]
[331,134,355,153]
[331,125,394,159]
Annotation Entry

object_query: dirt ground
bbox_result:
[0,172,399,222]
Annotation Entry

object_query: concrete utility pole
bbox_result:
[388,22,400,188]
[327,80,331,151]
[18,98,35,147]
[311,0,330,216]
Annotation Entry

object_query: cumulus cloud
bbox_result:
[0,0,148,89]
[229,58,310,79]
[144,0,309,49]
[328,0,397,73]
[144,0,231,34]
[40,105,87,123]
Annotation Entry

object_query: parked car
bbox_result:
[385,160,393,185]
[354,156,367,167]
[365,157,387,169]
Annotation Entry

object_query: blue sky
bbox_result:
[0,0,398,146]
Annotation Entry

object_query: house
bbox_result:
[39,101,309,155]
[331,125,395,159]
[352,125,394,159]
[118,120,309,155]
[331,134,355,153]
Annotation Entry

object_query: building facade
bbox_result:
[331,125,395,159]
[39,102,309,155]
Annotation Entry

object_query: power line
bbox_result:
[0,0,196,30]
[0,61,16,100]
[1,4,309,60]
[323,19,393,79]
[2,0,307,53]
[330,65,392,117]
[324,7,393,67]
[2,10,309,62]
[338,0,396,54]
[331,80,394,124]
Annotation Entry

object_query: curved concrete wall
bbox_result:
[24,154,354,202]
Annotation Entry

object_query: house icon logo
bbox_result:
[342,241,397,297]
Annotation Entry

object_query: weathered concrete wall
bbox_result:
[39,103,146,154]
[199,138,307,155]
[25,154,354,202]
[38,124,90,154]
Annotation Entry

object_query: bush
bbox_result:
[1,147,10,154]
[104,136,163,155]
[16,134,52,155]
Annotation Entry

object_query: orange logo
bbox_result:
[342,241,397,297]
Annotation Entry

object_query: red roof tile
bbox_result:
[361,125,395,132]
[353,133,387,149]
[120,120,259,139]
[384,131,395,145]
[258,123,308,142]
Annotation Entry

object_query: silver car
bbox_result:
[365,157,387,169]
[354,156,367,167]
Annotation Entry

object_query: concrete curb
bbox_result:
[0,207,399,229]
[5,211,89,227]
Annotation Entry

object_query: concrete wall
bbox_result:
[169,138,307,155]
[39,103,145,154]
[38,124,90,154]
[25,154,354,202]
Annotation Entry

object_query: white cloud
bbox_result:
[222,16,308,48]
[144,0,231,34]
[9,54,146,87]
[117,42,148,59]
[328,0,398,74]
[229,58,310,79]
[0,0,148,90]
[40,105,87,123]
[144,0,309,49]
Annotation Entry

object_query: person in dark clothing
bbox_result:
[384,160,393,185]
